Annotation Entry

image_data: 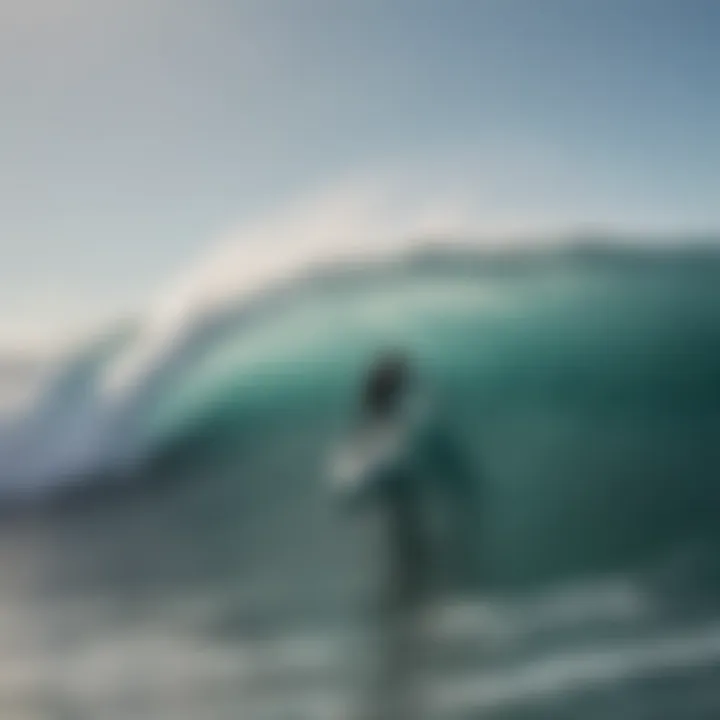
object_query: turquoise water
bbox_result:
[3,245,720,718]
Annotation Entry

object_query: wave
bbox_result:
[2,240,720,595]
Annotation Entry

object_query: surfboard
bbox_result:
[328,391,431,503]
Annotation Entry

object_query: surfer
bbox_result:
[330,350,480,719]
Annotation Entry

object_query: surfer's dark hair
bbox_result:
[362,351,412,418]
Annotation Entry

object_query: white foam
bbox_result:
[435,622,720,713]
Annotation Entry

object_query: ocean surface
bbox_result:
[2,242,720,718]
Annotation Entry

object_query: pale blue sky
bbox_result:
[2,0,720,350]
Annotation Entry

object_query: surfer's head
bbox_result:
[362,350,413,419]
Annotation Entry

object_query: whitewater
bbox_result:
[2,236,720,718]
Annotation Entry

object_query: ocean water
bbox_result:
[3,244,720,718]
